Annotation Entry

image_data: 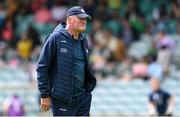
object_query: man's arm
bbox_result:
[148,102,157,116]
[148,94,157,116]
[36,33,57,112]
[36,33,57,98]
[165,96,175,115]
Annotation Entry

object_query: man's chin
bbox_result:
[79,29,86,32]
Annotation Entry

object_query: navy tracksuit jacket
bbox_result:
[36,23,96,115]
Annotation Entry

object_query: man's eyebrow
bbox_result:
[78,17,86,20]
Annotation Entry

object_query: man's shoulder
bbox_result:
[160,90,171,97]
[51,31,64,37]
[149,92,154,97]
[47,31,67,41]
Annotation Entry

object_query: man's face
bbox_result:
[69,16,87,32]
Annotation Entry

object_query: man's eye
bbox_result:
[79,17,85,20]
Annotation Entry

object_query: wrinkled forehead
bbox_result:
[68,15,87,22]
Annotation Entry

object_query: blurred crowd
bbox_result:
[0,0,180,82]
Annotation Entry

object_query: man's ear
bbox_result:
[66,17,71,24]
[69,17,71,22]
[66,17,70,24]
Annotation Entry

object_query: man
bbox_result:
[36,6,96,116]
[148,78,174,116]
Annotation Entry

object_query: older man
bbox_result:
[36,6,96,116]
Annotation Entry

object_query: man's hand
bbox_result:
[148,102,157,116]
[41,97,51,112]
[165,97,175,115]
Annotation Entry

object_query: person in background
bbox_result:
[147,52,163,81]
[17,32,33,60]
[2,95,25,116]
[156,30,175,78]
[157,45,172,78]
[148,78,174,116]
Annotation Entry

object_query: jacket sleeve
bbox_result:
[36,33,57,98]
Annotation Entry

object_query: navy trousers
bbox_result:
[51,92,92,116]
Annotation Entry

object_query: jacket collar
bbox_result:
[53,22,84,41]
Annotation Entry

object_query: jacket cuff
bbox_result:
[40,94,50,98]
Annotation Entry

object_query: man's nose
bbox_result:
[82,19,86,24]
[81,18,86,22]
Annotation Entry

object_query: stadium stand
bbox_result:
[91,77,180,116]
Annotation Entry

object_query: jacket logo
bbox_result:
[60,108,67,111]
[81,9,85,13]
[61,40,66,43]
[86,48,89,54]
[60,48,67,53]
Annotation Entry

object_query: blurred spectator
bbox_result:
[90,43,106,80]
[26,26,41,51]
[5,0,19,18]
[152,3,168,21]
[30,0,48,13]
[132,59,149,80]
[156,30,175,52]
[113,38,126,61]
[155,30,175,77]
[148,78,175,116]
[107,0,122,10]
[0,41,8,61]
[146,49,164,81]
[35,5,52,24]
[82,0,95,19]
[121,18,135,47]
[96,1,109,22]
[124,0,142,20]
[157,45,172,78]
[0,4,7,29]
[17,33,33,60]
[117,57,133,82]
[147,52,163,81]
[90,18,103,46]
[107,10,121,35]
[105,28,122,61]
[170,1,180,19]
[1,19,14,42]
[2,96,11,116]
[176,19,180,34]
[129,14,146,38]
[51,0,68,23]
[2,95,25,116]
[15,6,33,37]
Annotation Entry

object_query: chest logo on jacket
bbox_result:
[61,40,67,43]
[60,48,68,53]
[86,48,89,54]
